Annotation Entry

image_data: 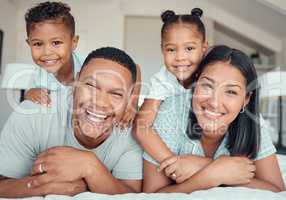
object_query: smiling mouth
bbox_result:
[41,59,59,66]
[203,108,224,119]
[86,109,109,123]
[173,65,192,71]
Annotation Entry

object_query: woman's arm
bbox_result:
[133,99,173,163]
[236,154,285,192]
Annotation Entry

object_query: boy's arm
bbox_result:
[133,99,173,163]
[120,64,142,127]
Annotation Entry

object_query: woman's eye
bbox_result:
[226,90,237,95]
[201,82,213,89]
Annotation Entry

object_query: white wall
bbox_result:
[0,0,18,130]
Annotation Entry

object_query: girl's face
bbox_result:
[192,61,250,137]
[161,23,207,87]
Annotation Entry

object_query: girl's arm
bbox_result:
[133,99,173,163]
[236,154,285,192]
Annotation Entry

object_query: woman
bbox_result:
[143,45,285,193]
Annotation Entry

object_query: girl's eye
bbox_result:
[186,47,194,51]
[166,48,175,52]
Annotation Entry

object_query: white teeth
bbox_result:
[44,60,57,65]
[86,110,107,119]
[205,109,222,117]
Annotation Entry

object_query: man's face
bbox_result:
[72,58,133,148]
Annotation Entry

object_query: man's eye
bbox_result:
[85,82,96,88]
[111,92,123,98]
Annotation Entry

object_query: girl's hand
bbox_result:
[25,88,51,107]
[205,156,256,186]
[158,155,207,183]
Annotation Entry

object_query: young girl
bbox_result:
[133,8,208,174]
[24,1,139,126]
[144,45,285,193]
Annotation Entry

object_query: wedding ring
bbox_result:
[171,173,177,179]
[39,163,44,174]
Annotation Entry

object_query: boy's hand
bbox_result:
[119,103,138,129]
[25,88,51,107]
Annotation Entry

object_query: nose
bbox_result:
[43,44,53,56]
[175,49,187,61]
[207,89,221,109]
[92,89,110,109]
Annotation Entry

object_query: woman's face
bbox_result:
[192,61,250,136]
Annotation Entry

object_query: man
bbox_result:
[0,47,142,198]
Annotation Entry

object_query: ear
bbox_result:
[72,35,79,50]
[202,41,208,56]
[244,92,252,107]
[26,38,30,46]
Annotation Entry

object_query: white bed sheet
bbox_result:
[1,155,285,200]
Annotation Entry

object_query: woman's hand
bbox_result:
[158,155,211,183]
[25,88,51,107]
[205,156,256,186]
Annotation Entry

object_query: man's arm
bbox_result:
[28,146,142,194]
[0,176,87,198]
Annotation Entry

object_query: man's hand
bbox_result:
[28,146,97,187]
[38,179,88,196]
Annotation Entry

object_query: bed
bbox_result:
[1,155,285,200]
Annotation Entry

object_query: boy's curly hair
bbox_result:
[25,1,75,36]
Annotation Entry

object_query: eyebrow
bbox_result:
[200,76,242,89]
[164,41,198,46]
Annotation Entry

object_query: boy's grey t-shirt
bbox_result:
[0,91,143,180]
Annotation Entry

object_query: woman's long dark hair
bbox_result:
[187,45,260,159]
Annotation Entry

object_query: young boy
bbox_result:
[25,1,82,106]
[24,1,140,126]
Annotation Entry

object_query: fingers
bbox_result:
[31,161,48,176]
[27,173,55,188]
[26,89,51,107]
[158,156,178,172]
[119,111,135,129]
[164,164,177,177]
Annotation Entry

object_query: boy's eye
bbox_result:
[52,41,63,46]
[32,42,43,47]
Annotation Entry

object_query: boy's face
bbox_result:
[26,21,78,74]
[72,58,133,148]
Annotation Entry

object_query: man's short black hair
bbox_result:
[25,1,75,36]
[81,47,137,83]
